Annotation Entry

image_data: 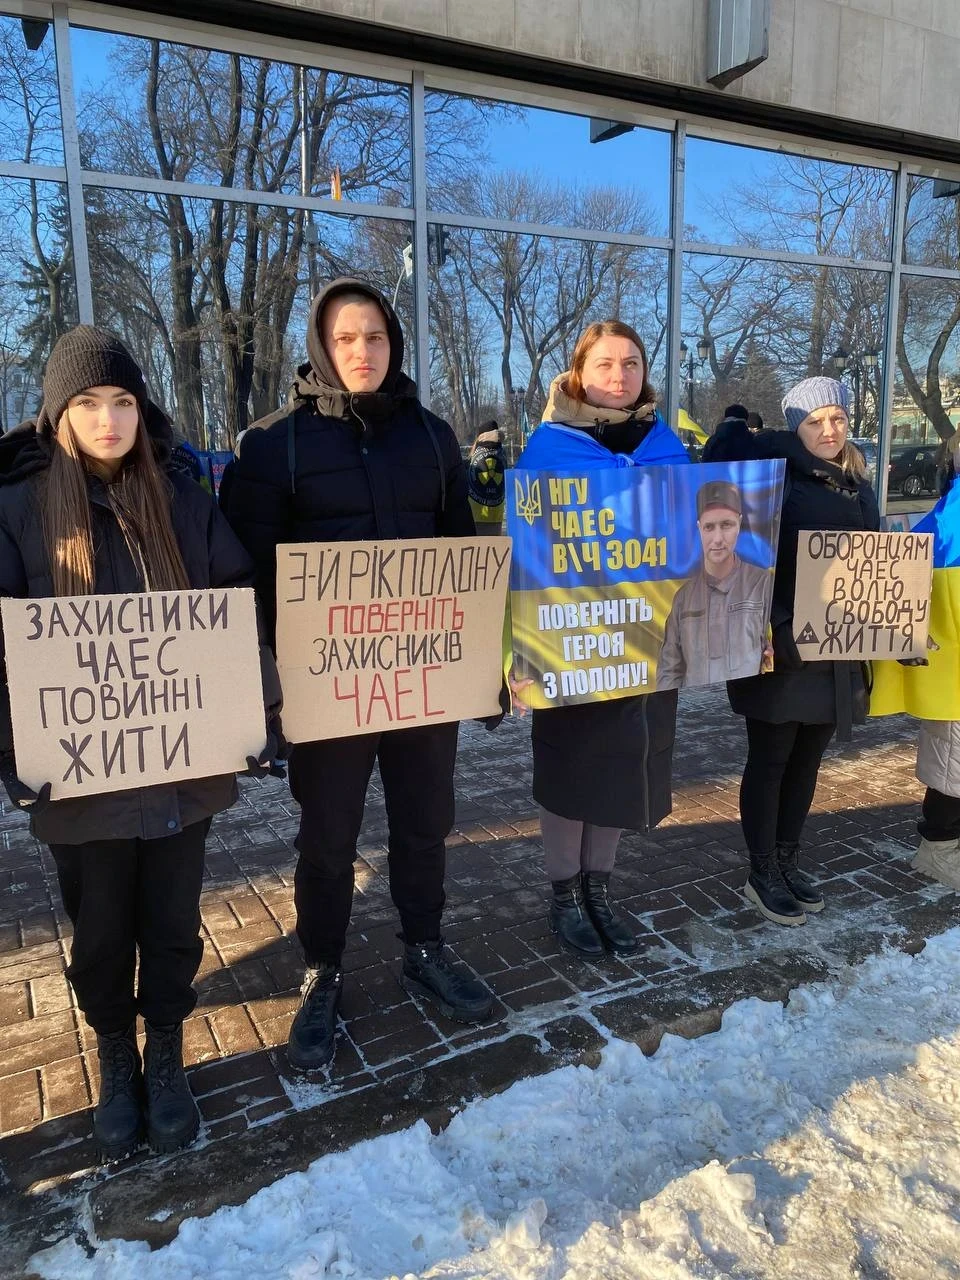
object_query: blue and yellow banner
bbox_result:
[872,478,960,720]
[507,460,785,708]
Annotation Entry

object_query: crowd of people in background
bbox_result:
[0,275,952,1164]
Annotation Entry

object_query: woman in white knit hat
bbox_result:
[706,375,880,927]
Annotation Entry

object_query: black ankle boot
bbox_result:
[93,1024,144,1160]
[143,1022,200,1153]
[777,843,824,912]
[549,875,604,956]
[745,852,806,926]
[401,939,493,1023]
[581,872,640,956]
[287,964,342,1070]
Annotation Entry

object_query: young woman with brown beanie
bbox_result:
[0,326,282,1160]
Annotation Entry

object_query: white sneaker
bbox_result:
[912,837,960,890]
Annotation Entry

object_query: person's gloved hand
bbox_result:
[4,776,52,814]
[897,634,940,667]
[0,751,53,814]
[244,719,290,780]
[478,681,511,731]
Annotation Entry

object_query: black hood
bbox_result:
[0,399,176,486]
[294,276,417,419]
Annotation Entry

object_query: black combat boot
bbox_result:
[549,875,604,956]
[287,964,342,1070]
[777,842,824,913]
[143,1022,200,1153]
[745,851,806,926]
[401,939,493,1023]
[581,872,641,957]
[93,1024,144,1161]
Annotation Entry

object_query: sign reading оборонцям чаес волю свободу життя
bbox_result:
[1,588,265,799]
[793,529,933,661]
[507,460,784,709]
[274,537,512,741]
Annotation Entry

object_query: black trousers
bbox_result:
[739,719,835,855]
[49,820,209,1036]
[918,787,960,841]
[289,721,459,965]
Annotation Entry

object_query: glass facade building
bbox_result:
[2,5,960,513]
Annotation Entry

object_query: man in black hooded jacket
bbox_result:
[226,278,494,1070]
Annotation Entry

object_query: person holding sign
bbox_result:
[708,376,880,926]
[511,321,689,957]
[0,327,283,1160]
[226,278,494,1071]
[657,480,771,689]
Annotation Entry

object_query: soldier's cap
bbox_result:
[696,480,742,517]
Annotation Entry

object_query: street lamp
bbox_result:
[831,347,879,437]
[679,337,710,421]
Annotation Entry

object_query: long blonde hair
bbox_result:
[837,439,868,481]
[41,409,190,596]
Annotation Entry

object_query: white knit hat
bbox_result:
[781,377,850,432]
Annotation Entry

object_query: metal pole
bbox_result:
[666,121,686,429]
[411,72,430,407]
[52,5,94,324]
[878,162,909,515]
[687,352,694,420]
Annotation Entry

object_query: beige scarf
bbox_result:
[542,372,656,429]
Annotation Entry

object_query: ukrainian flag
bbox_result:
[871,480,960,719]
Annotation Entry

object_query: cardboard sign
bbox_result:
[275,538,512,741]
[508,461,784,708]
[793,530,933,660]
[1,589,265,799]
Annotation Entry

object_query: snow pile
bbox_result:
[32,931,960,1279]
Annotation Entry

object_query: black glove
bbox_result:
[897,656,928,667]
[244,720,290,780]
[4,776,52,814]
[477,680,511,732]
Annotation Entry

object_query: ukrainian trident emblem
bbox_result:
[514,475,542,526]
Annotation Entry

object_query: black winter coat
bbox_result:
[224,279,474,643]
[709,429,881,732]
[532,689,678,831]
[701,416,753,463]
[0,410,280,845]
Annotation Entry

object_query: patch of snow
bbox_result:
[31,931,960,1279]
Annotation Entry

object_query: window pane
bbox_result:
[72,27,411,204]
[86,186,413,449]
[893,275,960,515]
[425,90,671,237]
[427,221,668,449]
[0,177,77,426]
[682,254,886,443]
[902,175,960,268]
[0,14,62,164]
[685,138,893,260]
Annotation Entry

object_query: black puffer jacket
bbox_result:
[0,404,280,845]
[708,428,880,733]
[224,278,474,640]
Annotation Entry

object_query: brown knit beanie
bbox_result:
[42,326,148,430]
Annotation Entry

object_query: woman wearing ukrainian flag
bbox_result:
[510,320,689,959]
[871,433,960,890]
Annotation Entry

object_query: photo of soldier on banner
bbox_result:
[507,459,785,709]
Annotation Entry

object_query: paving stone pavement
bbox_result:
[2,686,959,1271]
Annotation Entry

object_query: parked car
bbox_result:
[888,444,939,498]
[849,437,877,484]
